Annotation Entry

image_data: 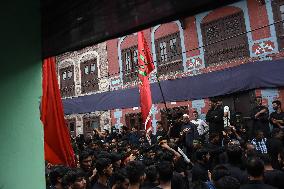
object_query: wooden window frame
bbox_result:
[80,58,99,94]
[122,46,138,83]
[155,32,183,76]
[201,11,250,67]
[59,65,75,98]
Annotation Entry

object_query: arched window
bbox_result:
[59,65,75,97]
[201,10,249,66]
[155,32,182,75]
[80,58,99,94]
[122,45,138,83]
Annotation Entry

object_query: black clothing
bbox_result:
[141,182,158,189]
[206,106,224,134]
[266,138,283,169]
[224,163,248,185]
[171,172,188,189]
[169,124,181,139]
[240,180,277,189]
[251,105,270,137]
[270,111,284,129]
[191,162,209,182]
[264,169,284,189]
[92,182,110,189]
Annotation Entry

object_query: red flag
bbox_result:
[137,31,155,135]
[41,57,76,167]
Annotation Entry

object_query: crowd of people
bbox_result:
[46,96,284,189]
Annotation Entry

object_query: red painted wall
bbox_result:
[107,39,119,76]
[247,0,270,40]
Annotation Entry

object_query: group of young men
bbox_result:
[46,96,284,189]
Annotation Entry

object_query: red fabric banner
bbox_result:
[41,57,76,167]
[137,31,155,134]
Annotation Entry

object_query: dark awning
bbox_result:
[63,59,284,114]
[41,0,241,58]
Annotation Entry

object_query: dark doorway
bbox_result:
[83,115,100,139]
[160,106,189,130]
[66,118,77,138]
[221,90,255,118]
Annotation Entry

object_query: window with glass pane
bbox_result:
[155,32,182,75]
[80,59,99,93]
[280,5,284,28]
[67,70,73,78]
[59,65,75,97]
[84,65,89,74]
[122,46,138,83]
[170,38,177,57]
[160,42,167,62]
[62,71,67,80]
[133,49,138,67]
[90,64,96,73]
[125,51,132,72]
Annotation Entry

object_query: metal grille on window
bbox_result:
[201,11,249,66]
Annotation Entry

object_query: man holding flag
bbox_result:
[137,31,155,143]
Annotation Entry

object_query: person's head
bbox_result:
[111,170,130,189]
[209,98,218,109]
[182,114,190,123]
[214,176,240,189]
[260,154,272,167]
[111,153,122,169]
[196,148,210,163]
[255,130,264,140]
[49,165,70,186]
[62,168,86,189]
[224,127,233,136]
[255,96,262,106]
[95,158,113,177]
[271,128,284,140]
[192,111,199,120]
[145,165,158,183]
[272,100,281,111]
[226,144,242,165]
[209,132,220,144]
[246,157,264,179]
[79,151,93,172]
[125,161,145,185]
[156,121,163,130]
[211,165,230,183]
[157,161,173,183]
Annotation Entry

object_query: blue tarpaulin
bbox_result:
[63,59,284,114]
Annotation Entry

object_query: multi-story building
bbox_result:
[57,0,284,138]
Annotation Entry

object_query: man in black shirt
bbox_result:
[206,98,224,137]
[270,100,284,129]
[250,96,270,138]
[92,158,113,189]
[191,148,210,182]
[241,157,276,189]
[266,128,284,169]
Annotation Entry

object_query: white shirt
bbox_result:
[191,119,209,136]
[224,106,231,127]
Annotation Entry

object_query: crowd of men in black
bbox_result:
[46,96,284,189]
